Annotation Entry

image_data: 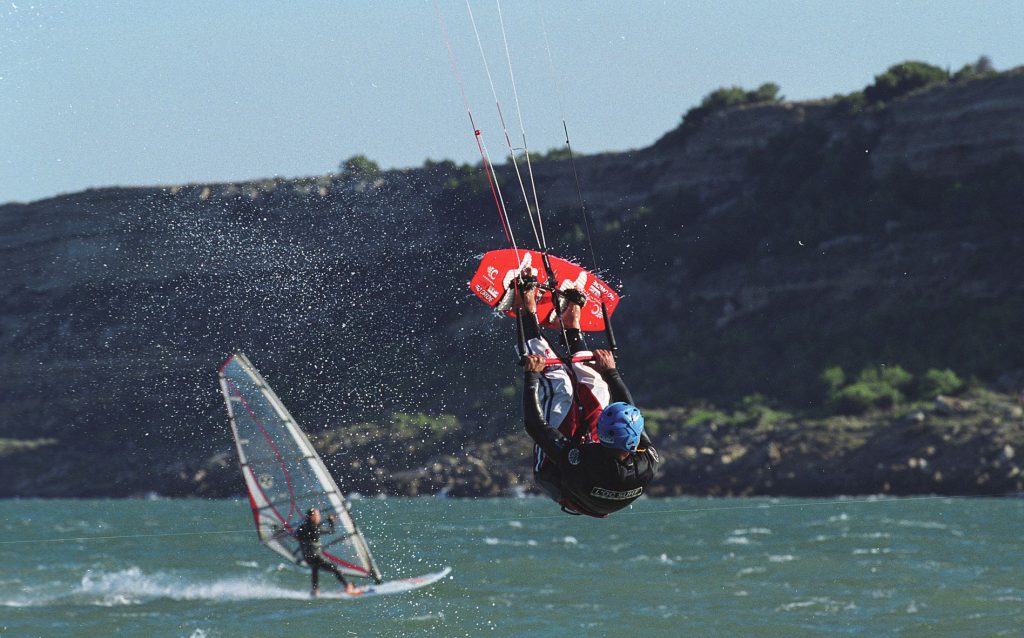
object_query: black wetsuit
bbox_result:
[522,321,659,517]
[294,517,349,590]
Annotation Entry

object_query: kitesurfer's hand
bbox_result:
[524,354,547,374]
[592,349,616,372]
[327,514,337,523]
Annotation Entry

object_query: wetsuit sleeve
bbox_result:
[601,368,651,449]
[601,368,634,405]
[563,328,588,354]
[523,370,569,464]
[319,519,336,535]
[519,310,542,341]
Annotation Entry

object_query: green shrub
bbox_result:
[0,438,58,456]
[423,158,458,173]
[871,365,914,389]
[682,82,783,131]
[833,90,866,115]
[534,146,572,161]
[736,394,789,427]
[953,55,996,82]
[863,61,948,105]
[340,154,380,178]
[656,82,783,148]
[820,366,846,393]
[833,381,901,414]
[824,365,913,414]
[685,407,726,427]
[919,368,964,397]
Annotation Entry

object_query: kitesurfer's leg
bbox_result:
[558,291,612,438]
[557,295,588,354]
[514,273,574,502]
[513,275,573,430]
[310,561,320,597]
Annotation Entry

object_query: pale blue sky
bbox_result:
[3,1,1022,204]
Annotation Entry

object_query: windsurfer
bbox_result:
[295,508,362,597]
[515,275,659,517]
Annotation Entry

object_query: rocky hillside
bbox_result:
[1,66,1023,497]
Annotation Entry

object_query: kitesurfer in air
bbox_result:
[514,273,659,517]
[295,507,362,597]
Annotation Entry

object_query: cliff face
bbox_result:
[870,69,1024,176]
[2,70,1023,497]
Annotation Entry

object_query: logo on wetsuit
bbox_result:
[590,486,643,500]
[568,448,581,465]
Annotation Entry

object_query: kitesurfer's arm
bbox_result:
[322,515,336,535]
[592,350,634,405]
[522,355,570,462]
[592,350,651,448]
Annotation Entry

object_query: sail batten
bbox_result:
[218,353,384,583]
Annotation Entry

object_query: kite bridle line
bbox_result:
[474,0,586,367]
[438,1,615,385]
[433,0,521,261]
[539,2,616,355]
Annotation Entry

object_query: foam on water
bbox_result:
[90,567,315,602]
[483,537,538,547]
[0,566,345,606]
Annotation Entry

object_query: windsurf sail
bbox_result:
[218,353,383,584]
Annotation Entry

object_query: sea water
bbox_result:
[0,497,1021,637]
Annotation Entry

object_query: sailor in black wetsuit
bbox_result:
[294,507,361,597]
[515,274,659,517]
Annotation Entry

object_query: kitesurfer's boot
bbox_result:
[547,281,586,326]
[559,287,586,309]
[512,269,541,315]
[558,290,583,331]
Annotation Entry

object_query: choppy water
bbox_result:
[1,497,1021,637]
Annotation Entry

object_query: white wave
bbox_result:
[482,537,537,547]
[778,598,819,611]
[74,567,321,603]
[408,612,445,622]
[777,597,854,612]
[1,598,35,608]
[724,536,751,545]
[730,527,771,535]
[630,553,685,564]
[890,518,949,530]
[767,554,795,563]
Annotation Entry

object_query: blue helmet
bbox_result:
[597,402,644,452]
